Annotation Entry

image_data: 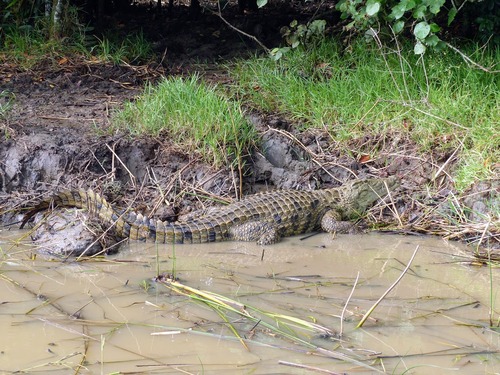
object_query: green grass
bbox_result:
[0,24,154,67]
[0,90,14,120]
[231,39,499,190]
[1,26,62,67]
[112,75,257,168]
[90,31,154,65]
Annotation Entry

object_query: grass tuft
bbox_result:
[0,90,14,120]
[112,75,257,169]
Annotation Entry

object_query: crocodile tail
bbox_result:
[20,189,160,241]
[21,189,122,232]
[22,189,85,229]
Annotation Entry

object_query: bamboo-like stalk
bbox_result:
[340,271,359,337]
[357,245,420,328]
[156,279,383,373]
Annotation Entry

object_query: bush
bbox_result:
[335,0,499,53]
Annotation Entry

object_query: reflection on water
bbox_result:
[0,228,499,374]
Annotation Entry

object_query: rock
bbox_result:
[28,209,121,257]
[463,180,499,223]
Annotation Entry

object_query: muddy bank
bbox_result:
[2,97,497,258]
[1,61,498,256]
[0,7,498,256]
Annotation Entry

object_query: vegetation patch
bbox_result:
[232,39,499,190]
[0,90,14,119]
[0,24,154,67]
[90,31,154,65]
[113,75,257,169]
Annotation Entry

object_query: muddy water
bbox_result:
[0,229,499,375]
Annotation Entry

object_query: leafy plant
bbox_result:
[271,19,326,60]
[336,0,498,54]
[337,0,448,54]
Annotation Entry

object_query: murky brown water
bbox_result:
[1,228,499,374]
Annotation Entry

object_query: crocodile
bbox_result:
[21,177,397,245]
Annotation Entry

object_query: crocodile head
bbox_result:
[338,176,399,219]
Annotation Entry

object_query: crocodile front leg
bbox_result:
[320,210,361,235]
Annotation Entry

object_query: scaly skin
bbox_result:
[21,177,398,245]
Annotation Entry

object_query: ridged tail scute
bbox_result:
[127,213,159,242]
[109,210,159,242]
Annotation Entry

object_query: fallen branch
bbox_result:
[357,245,420,328]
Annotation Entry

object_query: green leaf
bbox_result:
[297,24,307,37]
[414,21,430,40]
[345,20,356,30]
[436,40,447,51]
[393,20,405,33]
[286,34,299,47]
[413,4,426,19]
[366,1,380,16]
[429,0,445,14]
[424,34,440,46]
[336,0,347,12]
[405,0,416,11]
[429,23,441,33]
[256,0,267,8]
[389,3,406,20]
[270,48,283,61]
[414,41,426,55]
[348,3,357,15]
[310,19,326,34]
[448,7,458,26]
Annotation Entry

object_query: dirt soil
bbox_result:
[0,2,498,257]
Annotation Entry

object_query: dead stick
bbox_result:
[357,245,420,328]
[340,271,360,337]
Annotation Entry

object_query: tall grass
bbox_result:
[231,39,499,190]
[0,24,154,67]
[90,31,154,65]
[113,75,257,168]
[1,27,61,66]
